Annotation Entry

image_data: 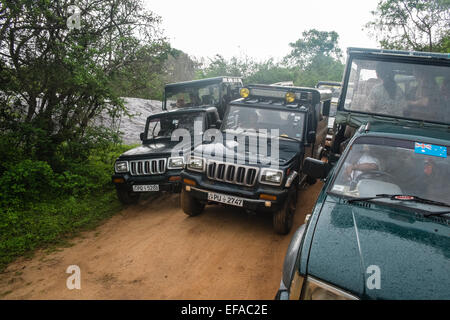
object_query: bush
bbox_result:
[0,160,58,206]
[0,142,136,271]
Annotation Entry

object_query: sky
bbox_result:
[144,0,381,62]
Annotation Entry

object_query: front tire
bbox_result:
[181,188,205,216]
[116,187,140,205]
[273,188,297,235]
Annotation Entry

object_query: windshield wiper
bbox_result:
[424,211,450,217]
[348,194,450,207]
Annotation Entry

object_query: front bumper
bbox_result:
[112,170,182,193]
[181,170,290,212]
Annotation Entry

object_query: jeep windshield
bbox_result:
[145,112,205,140]
[165,83,220,110]
[222,105,306,140]
[342,58,450,124]
[330,137,450,209]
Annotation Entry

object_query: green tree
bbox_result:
[197,55,296,85]
[196,54,257,79]
[163,49,201,85]
[109,42,172,101]
[365,0,450,52]
[284,29,343,68]
[0,0,167,163]
[245,59,295,85]
[294,55,345,88]
[283,29,345,86]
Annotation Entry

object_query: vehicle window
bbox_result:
[223,105,305,140]
[344,59,450,123]
[165,84,220,109]
[146,113,205,139]
[330,140,450,204]
[318,84,341,116]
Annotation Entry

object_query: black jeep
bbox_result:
[179,84,331,234]
[112,107,221,204]
[316,81,341,155]
[163,76,243,119]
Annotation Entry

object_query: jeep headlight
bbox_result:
[114,161,129,173]
[302,277,358,300]
[260,169,283,186]
[168,157,184,169]
[187,156,205,172]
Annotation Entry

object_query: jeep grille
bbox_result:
[130,158,166,176]
[206,160,259,187]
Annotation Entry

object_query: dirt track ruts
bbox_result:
[0,183,322,299]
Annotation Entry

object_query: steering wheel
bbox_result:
[354,170,396,184]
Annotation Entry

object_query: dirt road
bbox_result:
[0,183,322,299]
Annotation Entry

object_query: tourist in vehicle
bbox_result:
[344,145,380,185]
[188,93,201,107]
[440,76,450,122]
[407,66,441,120]
[176,95,186,108]
[406,157,448,200]
[367,63,407,116]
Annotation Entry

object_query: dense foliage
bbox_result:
[0,143,135,271]
[196,29,345,87]
[366,0,450,52]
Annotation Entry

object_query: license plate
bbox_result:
[207,192,244,207]
[132,184,159,192]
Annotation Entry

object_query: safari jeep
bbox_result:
[180,84,331,234]
[277,48,450,299]
[316,81,341,152]
[163,76,243,119]
[112,107,221,204]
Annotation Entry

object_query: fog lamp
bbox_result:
[285,92,296,103]
[240,87,250,98]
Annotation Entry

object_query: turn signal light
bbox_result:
[259,194,277,201]
[169,176,181,182]
[183,178,196,186]
[113,178,125,183]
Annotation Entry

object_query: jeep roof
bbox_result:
[164,76,242,92]
[316,81,341,88]
[150,106,218,117]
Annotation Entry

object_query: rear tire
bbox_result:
[181,188,205,216]
[273,188,297,235]
[116,187,140,205]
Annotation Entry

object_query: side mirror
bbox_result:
[303,157,331,180]
[307,131,316,144]
[140,132,145,141]
[322,100,331,117]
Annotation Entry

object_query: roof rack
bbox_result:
[243,84,332,104]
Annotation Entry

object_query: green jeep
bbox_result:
[277,47,450,300]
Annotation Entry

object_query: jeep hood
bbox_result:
[118,139,190,159]
[192,139,301,166]
[307,196,450,299]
